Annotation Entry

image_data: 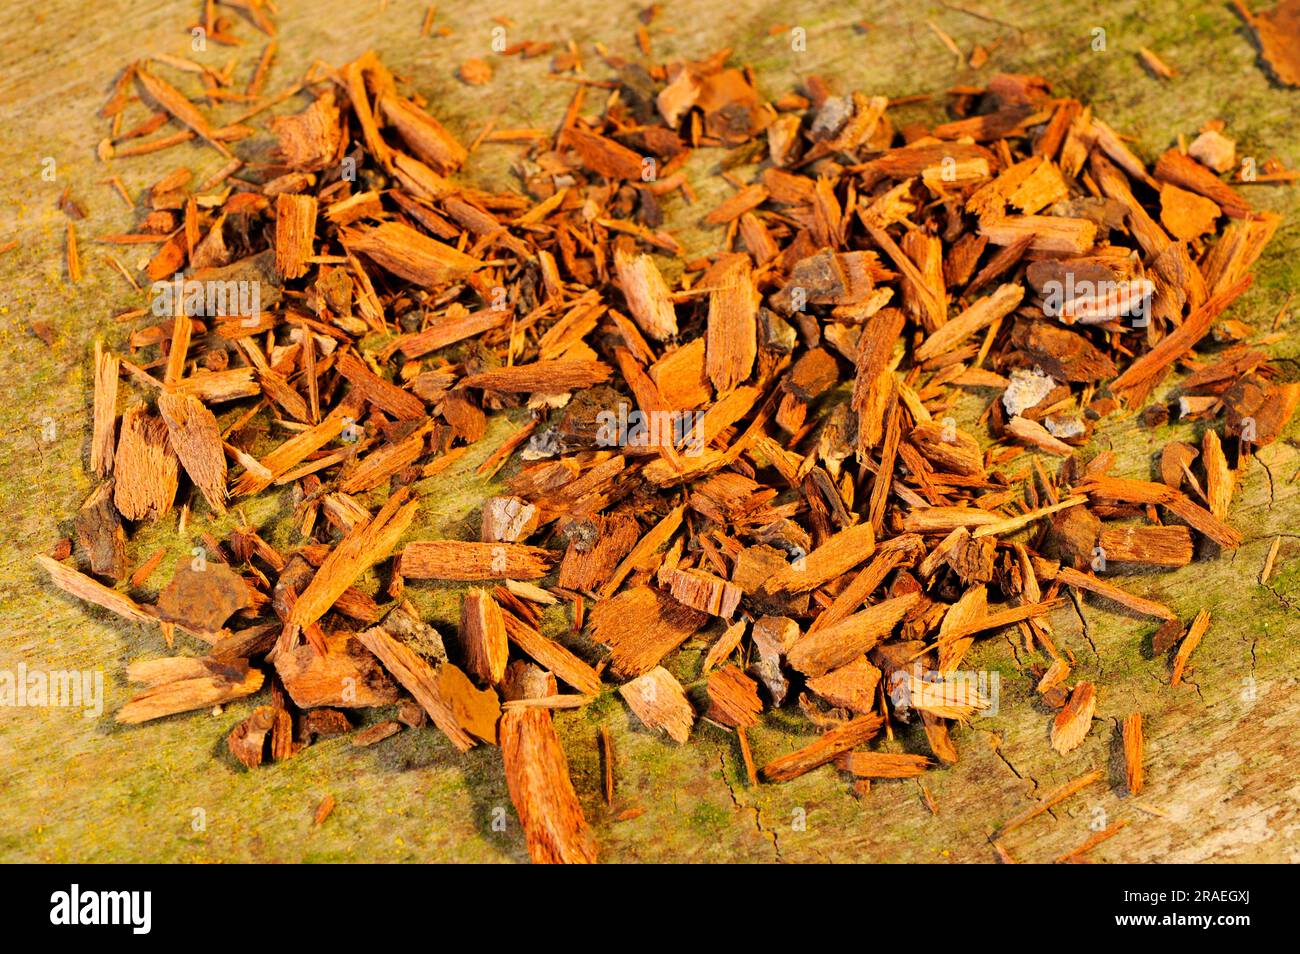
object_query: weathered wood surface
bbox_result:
[0,0,1297,862]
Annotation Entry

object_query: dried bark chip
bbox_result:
[1159,182,1220,240]
[400,540,554,580]
[156,555,250,636]
[158,391,227,514]
[274,193,318,280]
[787,593,919,677]
[343,221,483,287]
[805,657,882,714]
[706,665,763,728]
[705,254,759,394]
[1171,609,1211,687]
[588,585,708,678]
[1122,712,1144,795]
[274,632,401,709]
[461,588,509,686]
[75,482,127,582]
[666,567,742,618]
[500,662,597,864]
[352,721,402,747]
[760,715,884,783]
[228,707,277,768]
[458,58,493,85]
[118,656,264,724]
[615,247,679,341]
[619,666,694,742]
[837,751,930,779]
[113,404,179,522]
[1050,680,1096,754]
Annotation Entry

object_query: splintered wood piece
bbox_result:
[1239,0,1300,86]
[615,247,678,340]
[1051,681,1096,754]
[980,215,1097,254]
[461,588,508,685]
[352,721,402,747]
[272,90,341,169]
[458,360,612,392]
[343,220,483,287]
[379,93,467,174]
[895,667,990,721]
[501,612,602,696]
[705,254,758,393]
[901,506,1002,533]
[937,583,987,674]
[1154,147,1251,219]
[761,521,876,595]
[557,514,639,592]
[921,710,959,765]
[1057,566,1176,619]
[1005,415,1074,456]
[113,404,179,521]
[805,657,882,713]
[1056,819,1129,863]
[915,283,1025,362]
[562,126,645,180]
[619,666,694,742]
[1109,276,1252,408]
[1171,609,1210,687]
[231,402,359,496]
[1079,475,1241,549]
[1261,536,1282,585]
[118,656,263,724]
[289,490,418,629]
[91,341,119,477]
[853,308,905,451]
[314,794,337,825]
[135,65,229,155]
[36,554,154,626]
[706,665,762,727]
[588,585,708,677]
[1123,712,1144,795]
[1096,525,1194,568]
[397,308,510,358]
[1160,183,1220,240]
[787,592,919,677]
[600,504,684,598]
[158,392,227,514]
[400,540,554,580]
[274,631,400,708]
[356,621,491,752]
[500,662,598,864]
[274,193,317,279]
[837,751,931,778]
[339,423,430,494]
[336,351,427,420]
[702,619,747,673]
[911,420,985,477]
[666,567,742,617]
[1037,658,1071,695]
[1201,428,1233,520]
[760,714,884,783]
[649,338,711,410]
